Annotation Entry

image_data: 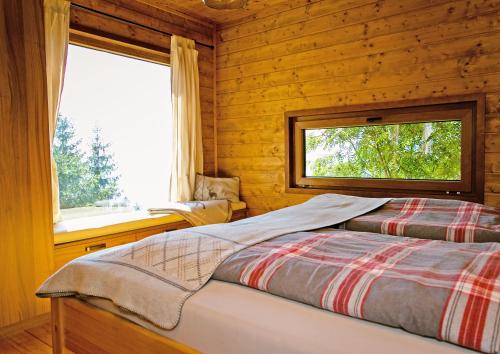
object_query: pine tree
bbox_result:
[87,127,121,202]
[53,114,90,208]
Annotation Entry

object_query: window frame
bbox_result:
[54,16,172,224]
[69,29,170,66]
[285,94,485,203]
[52,4,182,238]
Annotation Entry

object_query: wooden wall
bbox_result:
[72,0,218,175]
[0,0,55,327]
[215,0,500,215]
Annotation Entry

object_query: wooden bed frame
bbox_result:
[51,297,198,354]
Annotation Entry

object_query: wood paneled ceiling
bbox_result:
[136,0,299,26]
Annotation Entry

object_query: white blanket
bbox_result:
[37,194,389,329]
[148,200,232,226]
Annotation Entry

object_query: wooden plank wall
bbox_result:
[72,0,217,175]
[0,0,55,327]
[215,0,500,215]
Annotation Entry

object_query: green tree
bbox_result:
[306,121,461,180]
[53,114,90,208]
[87,127,121,202]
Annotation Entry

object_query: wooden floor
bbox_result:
[0,320,64,353]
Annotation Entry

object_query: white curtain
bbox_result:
[44,0,69,222]
[169,35,204,202]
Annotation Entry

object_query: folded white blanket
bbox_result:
[37,194,389,330]
[148,200,232,226]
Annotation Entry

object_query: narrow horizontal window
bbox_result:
[55,43,171,221]
[285,96,485,202]
[304,120,462,181]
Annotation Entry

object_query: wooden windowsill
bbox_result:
[54,201,247,245]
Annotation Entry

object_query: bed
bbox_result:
[42,195,499,354]
[52,280,478,354]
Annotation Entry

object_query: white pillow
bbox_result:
[193,174,240,202]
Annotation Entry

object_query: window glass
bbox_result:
[55,44,171,220]
[304,121,462,180]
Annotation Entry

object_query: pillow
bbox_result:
[194,174,240,202]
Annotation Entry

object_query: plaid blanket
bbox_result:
[343,198,500,242]
[214,230,500,353]
[37,194,389,330]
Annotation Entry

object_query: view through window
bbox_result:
[304,121,462,180]
[55,44,172,220]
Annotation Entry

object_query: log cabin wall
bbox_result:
[71,0,218,175]
[215,0,500,215]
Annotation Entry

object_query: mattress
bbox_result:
[84,280,475,354]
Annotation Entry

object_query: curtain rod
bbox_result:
[71,3,215,49]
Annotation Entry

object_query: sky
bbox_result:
[59,44,172,209]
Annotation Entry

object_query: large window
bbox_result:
[286,96,485,202]
[55,43,172,220]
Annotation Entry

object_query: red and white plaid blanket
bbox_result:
[214,230,500,353]
[344,198,500,242]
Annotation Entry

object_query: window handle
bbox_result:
[367,116,382,123]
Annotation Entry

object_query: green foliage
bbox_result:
[305,121,461,180]
[53,115,90,208]
[53,114,121,209]
[87,127,121,202]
